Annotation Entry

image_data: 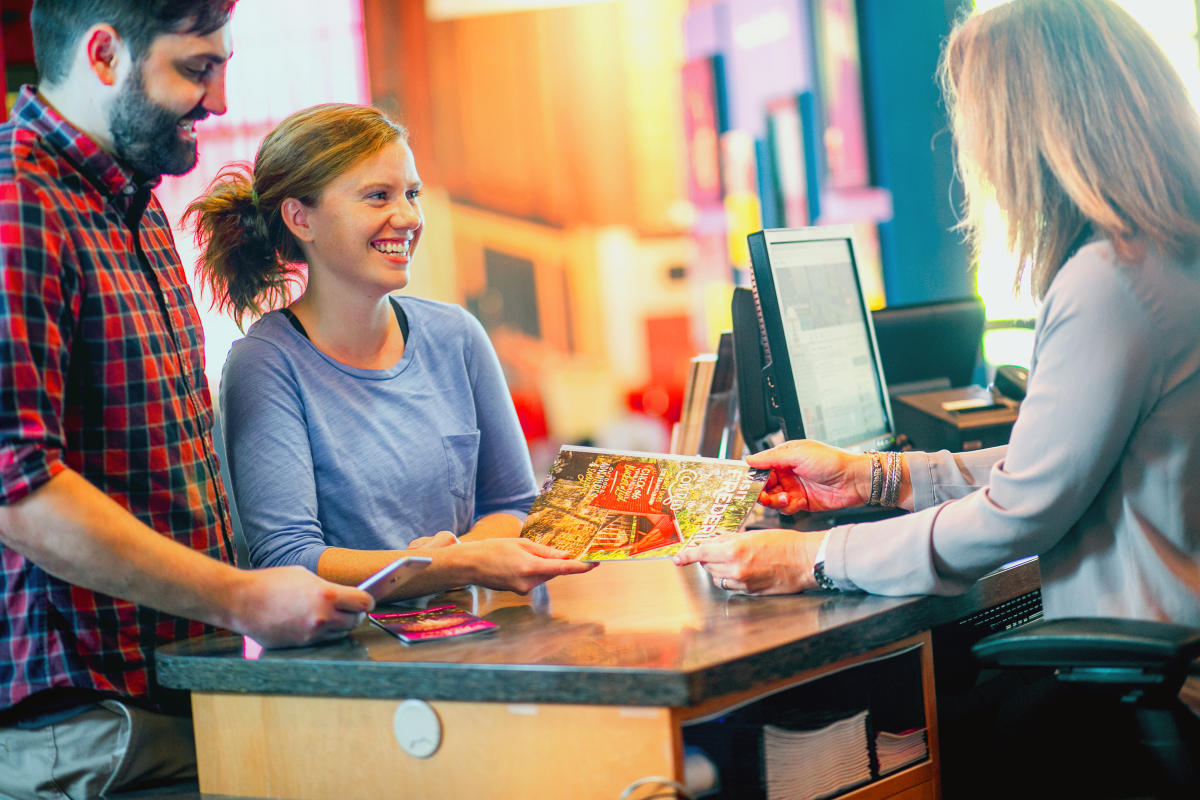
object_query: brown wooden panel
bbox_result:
[426,19,469,197]
[193,693,680,799]
[361,0,440,183]
[539,2,632,226]
[360,0,686,233]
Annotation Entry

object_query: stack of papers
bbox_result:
[874,728,928,776]
[762,709,872,800]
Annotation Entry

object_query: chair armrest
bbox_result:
[972,617,1200,673]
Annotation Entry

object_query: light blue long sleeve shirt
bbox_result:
[824,239,1200,627]
[219,296,538,572]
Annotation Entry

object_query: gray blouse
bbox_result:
[822,239,1200,628]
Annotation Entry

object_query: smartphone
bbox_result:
[356,556,433,601]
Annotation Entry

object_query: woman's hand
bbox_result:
[672,529,825,595]
[746,440,870,514]
[407,531,460,550]
[457,538,597,594]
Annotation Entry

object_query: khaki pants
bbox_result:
[0,699,196,800]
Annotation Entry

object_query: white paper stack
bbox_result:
[762,709,872,800]
[874,728,928,776]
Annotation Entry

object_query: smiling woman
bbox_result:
[184,103,594,601]
[279,140,424,366]
[187,104,413,330]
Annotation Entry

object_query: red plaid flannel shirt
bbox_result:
[0,87,235,713]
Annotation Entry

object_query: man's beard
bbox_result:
[109,66,206,177]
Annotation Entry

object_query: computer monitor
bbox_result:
[746,225,896,453]
[870,298,986,395]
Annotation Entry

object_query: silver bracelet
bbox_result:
[881,451,903,508]
[865,451,883,506]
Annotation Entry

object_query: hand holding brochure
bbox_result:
[521,446,769,561]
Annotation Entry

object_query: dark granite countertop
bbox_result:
[157,558,1039,708]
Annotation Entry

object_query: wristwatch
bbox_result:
[812,531,837,591]
[813,561,838,591]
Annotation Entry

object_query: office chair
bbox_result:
[972,617,1200,798]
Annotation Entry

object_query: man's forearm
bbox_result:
[0,469,246,630]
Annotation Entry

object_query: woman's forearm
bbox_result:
[458,511,523,541]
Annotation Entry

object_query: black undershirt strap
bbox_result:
[280,297,408,343]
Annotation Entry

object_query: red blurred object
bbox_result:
[1,0,37,122]
[627,384,683,426]
[1,1,33,63]
[510,388,548,445]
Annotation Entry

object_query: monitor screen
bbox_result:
[747,226,895,452]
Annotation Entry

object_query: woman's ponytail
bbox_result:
[185,163,303,331]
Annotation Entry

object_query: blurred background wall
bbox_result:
[2,0,1198,474]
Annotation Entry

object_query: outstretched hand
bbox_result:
[458,537,597,594]
[672,529,824,595]
[746,440,868,515]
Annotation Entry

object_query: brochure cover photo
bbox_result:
[521,446,769,561]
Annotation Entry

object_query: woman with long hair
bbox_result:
[685,0,1200,626]
[676,0,1200,694]
[677,3,1200,791]
[187,104,592,599]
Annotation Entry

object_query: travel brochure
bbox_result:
[520,446,769,561]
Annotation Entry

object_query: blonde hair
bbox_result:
[186,103,409,329]
[940,0,1200,299]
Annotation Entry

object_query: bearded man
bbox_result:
[0,3,372,796]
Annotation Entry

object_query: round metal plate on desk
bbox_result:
[393,699,442,758]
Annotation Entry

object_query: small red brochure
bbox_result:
[368,605,497,644]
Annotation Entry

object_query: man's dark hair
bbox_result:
[31,0,235,87]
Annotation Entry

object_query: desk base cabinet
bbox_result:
[190,633,938,800]
[193,694,681,798]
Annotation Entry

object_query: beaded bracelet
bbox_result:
[865,450,884,506]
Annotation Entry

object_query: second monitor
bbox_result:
[870,297,986,396]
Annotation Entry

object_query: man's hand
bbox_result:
[230,566,374,648]
[672,529,824,595]
[746,440,870,514]
[456,538,597,594]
